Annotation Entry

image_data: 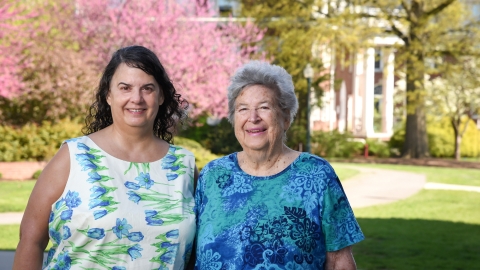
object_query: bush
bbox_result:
[174,137,220,170]
[389,117,480,158]
[0,118,83,161]
[32,170,42,179]
[311,130,365,158]
[366,139,391,158]
[178,117,242,155]
[0,172,2,179]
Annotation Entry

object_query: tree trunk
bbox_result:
[402,57,430,158]
[452,117,470,161]
[452,118,461,160]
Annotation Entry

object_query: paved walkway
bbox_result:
[1,165,479,269]
[342,166,426,208]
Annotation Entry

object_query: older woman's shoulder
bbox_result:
[298,152,334,166]
[200,153,238,172]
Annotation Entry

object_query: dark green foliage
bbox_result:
[178,117,242,155]
[32,170,42,180]
[366,139,391,158]
[0,118,83,161]
[389,118,480,158]
[310,130,364,158]
[174,137,219,170]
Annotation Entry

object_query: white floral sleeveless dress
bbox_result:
[43,136,196,270]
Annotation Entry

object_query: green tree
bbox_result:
[426,57,480,160]
[241,0,480,158]
[240,0,375,149]
[354,0,480,157]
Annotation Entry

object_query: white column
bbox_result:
[338,81,347,132]
[329,47,336,130]
[347,95,353,131]
[382,48,395,135]
[363,47,375,137]
[352,52,363,135]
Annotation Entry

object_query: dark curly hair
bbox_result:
[83,45,188,143]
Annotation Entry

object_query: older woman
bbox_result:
[14,46,197,269]
[194,61,364,269]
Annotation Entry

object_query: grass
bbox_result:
[353,190,480,269]
[343,163,480,186]
[0,181,35,212]
[331,165,360,181]
[330,163,480,269]
[1,163,479,269]
[0,225,19,250]
[0,224,52,251]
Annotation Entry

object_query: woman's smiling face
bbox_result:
[233,85,289,153]
[107,63,164,130]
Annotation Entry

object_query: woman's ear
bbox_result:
[283,110,291,130]
[158,89,165,106]
[106,91,111,105]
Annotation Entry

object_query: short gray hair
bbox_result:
[227,61,299,125]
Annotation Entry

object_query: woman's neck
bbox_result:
[238,145,299,176]
[90,125,168,162]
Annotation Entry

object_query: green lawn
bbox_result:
[1,164,479,270]
[341,163,480,186]
[331,165,360,181]
[353,190,480,269]
[0,224,52,251]
[0,181,35,212]
[0,225,20,250]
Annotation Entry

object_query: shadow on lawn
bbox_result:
[354,218,480,270]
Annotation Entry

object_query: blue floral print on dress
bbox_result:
[86,228,105,240]
[112,218,133,239]
[160,145,188,181]
[197,249,222,270]
[75,141,118,220]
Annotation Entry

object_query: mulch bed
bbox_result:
[330,157,480,169]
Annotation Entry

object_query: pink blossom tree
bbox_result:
[0,1,100,125]
[0,2,26,99]
[77,0,265,118]
[1,0,264,124]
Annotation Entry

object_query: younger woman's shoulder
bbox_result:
[169,144,195,157]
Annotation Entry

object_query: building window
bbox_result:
[374,48,383,72]
[374,84,382,132]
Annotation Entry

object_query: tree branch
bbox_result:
[425,0,456,17]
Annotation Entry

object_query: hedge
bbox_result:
[0,119,219,168]
[389,117,480,158]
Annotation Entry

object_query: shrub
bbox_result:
[178,117,242,155]
[311,130,365,158]
[366,139,391,158]
[174,137,220,170]
[0,118,83,161]
[389,117,480,158]
[32,170,42,179]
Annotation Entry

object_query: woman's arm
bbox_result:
[325,246,357,270]
[13,144,70,269]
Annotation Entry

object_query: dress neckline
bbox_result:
[232,152,306,179]
[82,136,168,164]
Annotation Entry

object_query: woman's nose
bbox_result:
[248,109,260,122]
[131,89,143,103]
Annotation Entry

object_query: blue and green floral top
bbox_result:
[43,136,196,270]
[194,152,364,269]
